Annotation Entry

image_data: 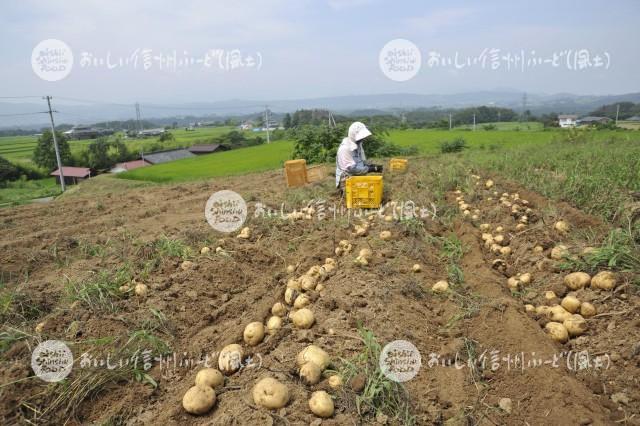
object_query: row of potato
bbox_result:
[181,228,347,418]
[457,178,618,344]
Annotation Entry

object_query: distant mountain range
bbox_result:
[2,90,639,130]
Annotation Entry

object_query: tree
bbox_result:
[283,113,292,129]
[32,130,73,171]
[82,137,112,170]
[159,131,175,142]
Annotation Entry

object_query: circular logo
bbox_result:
[205,190,247,233]
[378,39,421,82]
[31,340,74,382]
[379,339,421,382]
[31,39,74,82]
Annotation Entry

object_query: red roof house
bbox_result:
[110,159,151,173]
[50,167,91,185]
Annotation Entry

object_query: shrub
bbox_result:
[292,124,417,164]
[439,138,467,153]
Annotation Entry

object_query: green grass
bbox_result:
[460,134,640,223]
[119,140,295,183]
[454,121,544,131]
[0,177,60,205]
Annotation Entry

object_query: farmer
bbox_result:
[335,121,383,191]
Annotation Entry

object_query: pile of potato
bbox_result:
[182,246,345,418]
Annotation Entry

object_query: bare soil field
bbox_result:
[1,158,638,425]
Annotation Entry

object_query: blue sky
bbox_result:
[1,0,638,102]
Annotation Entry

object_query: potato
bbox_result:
[287,278,301,290]
[358,248,372,260]
[296,345,330,370]
[544,291,557,300]
[334,247,343,256]
[485,179,494,188]
[560,296,581,313]
[252,377,289,409]
[271,302,286,317]
[515,223,526,231]
[244,322,265,346]
[134,283,148,297]
[286,265,295,274]
[524,304,535,313]
[309,390,334,418]
[294,294,311,309]
[548,305,572,322]
[379,230,392,240]
[550,244,569,260]
[519,273,532,285]
[354,256,368,266]
[284,287,298,305]
[182,385,216,415]
[533,245,544,254]
[480,223,491,232]
[215,246,224,253]
[384,215,393,222]
[218,344,244,375]
[299,362,322,385]
[481,233,493,241]
[35,321,46,333]
[315,283,325,292]
[180,260,194,270]
[432,280,449,293]
[554,221,570,233]
[564,272,591,290]
[300,274,319,291]
[319,263,336,277]
[591,271,617,290]
[119,284,130,293]
[307,265,321,277]
[195,368,224,389]
[580,302,597,318]
[200,246,211,255]
[500,246,512,256]
[563,314,587,337]
[328,375,343,389]
[536,305,550,315]
[291,308,315,329]
[412,264,422,273]
[493,235,504,244]
[237,227,251,239]
[495,226,504,233]
[325,258,336,266]
[266,316,283,334]
[545,322,569,343]
[507,277,520,290]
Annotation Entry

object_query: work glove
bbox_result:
[368,164,383,173]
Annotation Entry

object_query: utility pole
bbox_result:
[473,113,476,131]
[265,105,270,144]
[44,96,65,192]
[135,102,142,135]
[449,113,452,130]
[615,104,620,125]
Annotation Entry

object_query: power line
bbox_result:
[0,96,44,100]
[0,111,49,117]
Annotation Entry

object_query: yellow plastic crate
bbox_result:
[345,175,383,209]
[306,164,328,183]
[389,158,408,172]
[284,159,307,188]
